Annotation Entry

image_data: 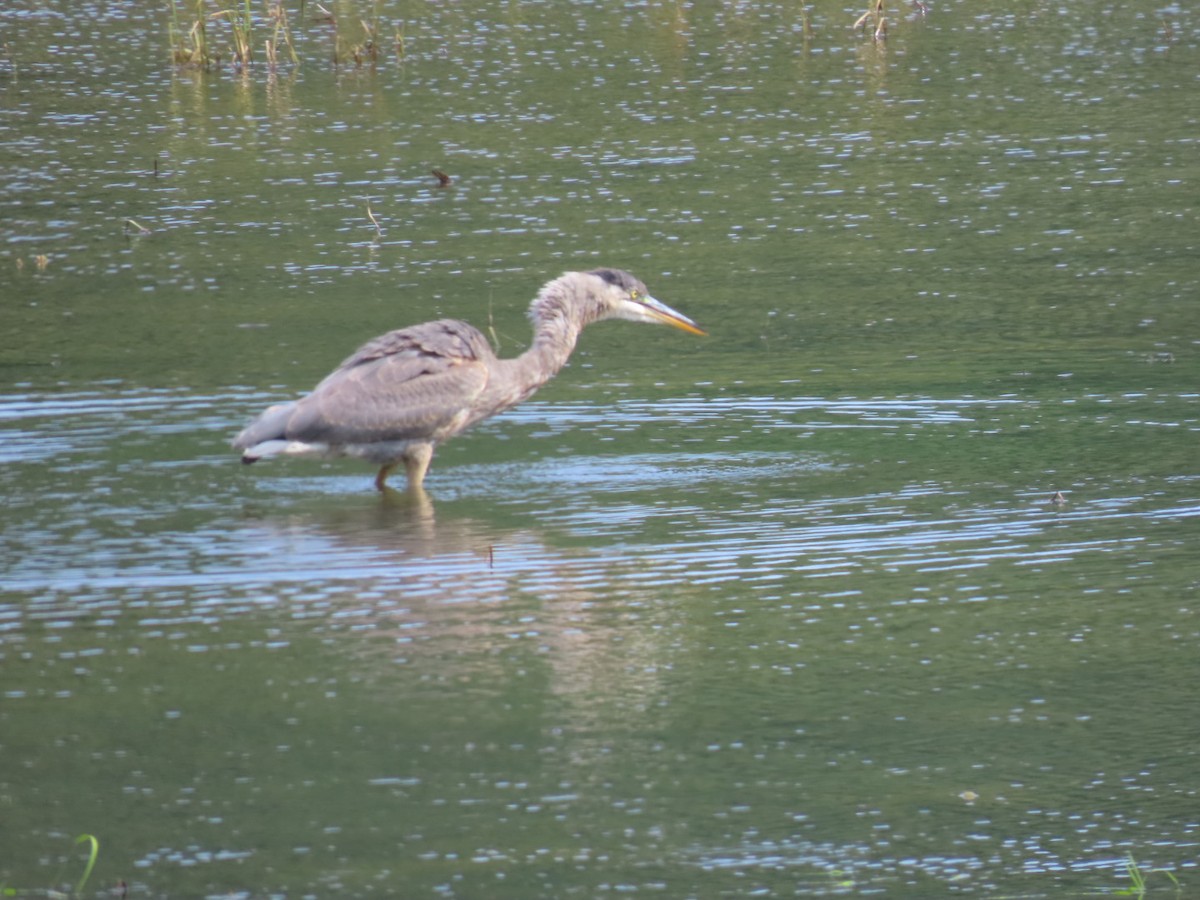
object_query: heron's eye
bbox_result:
[630,289,641,301]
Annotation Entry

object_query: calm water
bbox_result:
[2,1,1198,896]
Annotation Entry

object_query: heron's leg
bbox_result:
[403,444,434,491]
[374,463,397,492]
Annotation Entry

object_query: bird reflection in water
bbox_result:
[233,269,704,493]
[236,499,676,749]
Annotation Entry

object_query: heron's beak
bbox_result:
[642,295,707,336]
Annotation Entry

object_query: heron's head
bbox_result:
[587,268,706,336]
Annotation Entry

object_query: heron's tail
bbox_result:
[232,401,297,461]
[239,439,294,464]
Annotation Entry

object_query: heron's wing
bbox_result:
[324,319,489,375]
[284,320,493,445]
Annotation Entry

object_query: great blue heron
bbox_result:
[233,268,705,492]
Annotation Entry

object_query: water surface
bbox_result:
[2,1,1198,896]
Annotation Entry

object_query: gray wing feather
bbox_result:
[322,319,486,376]
[282,320,494,445]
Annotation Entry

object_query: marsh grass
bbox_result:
[1,833,101,899]
[71,834,100,897]
[316,0,385,68]
[168,0,305,71]
[214,0,256,68]
[169,0,214,67]
[850,0,927,41]
[797,6,814,42]
[852,0,888,41]
[264,1,300,69]
[1117,853,1183,898]
[393,20,407,60]
[365,200,382,239]
[351,6,382,67]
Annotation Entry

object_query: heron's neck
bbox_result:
[516,274,604,387]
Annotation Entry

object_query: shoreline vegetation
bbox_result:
[164,0,949,74]
[168,0,402,71]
